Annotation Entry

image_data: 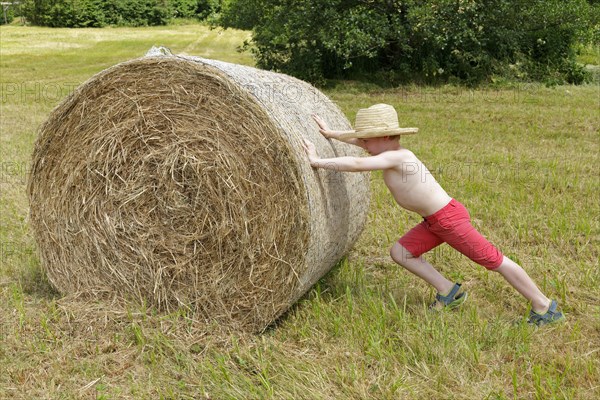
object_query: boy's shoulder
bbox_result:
[382,148,417,162]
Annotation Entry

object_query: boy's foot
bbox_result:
[429,283,467,311]
[527,299,565,326]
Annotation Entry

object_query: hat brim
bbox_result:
[339,127,419,139]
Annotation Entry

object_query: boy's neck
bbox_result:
[390,141,403,150]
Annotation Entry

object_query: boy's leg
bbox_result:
[390,242,455,295]
[392,222,455,295]
[493,257,551,314]
[432,201,552,313]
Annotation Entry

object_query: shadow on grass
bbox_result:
[263,256,430,334]
[16,258,60,300]
[260,258,348,334]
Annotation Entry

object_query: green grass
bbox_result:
[1,24,599,399]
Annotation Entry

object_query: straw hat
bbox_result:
[339,104,418,139]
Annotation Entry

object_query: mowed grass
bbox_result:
[1,24,599,399]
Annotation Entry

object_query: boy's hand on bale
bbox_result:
[312,114,337,139]
[302,139,319,165]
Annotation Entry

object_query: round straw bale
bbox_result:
[27,49,369,332]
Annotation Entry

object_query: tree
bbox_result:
[220,0,595,85]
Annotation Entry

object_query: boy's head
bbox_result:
[360,135,401,155]
[339,104,418,140]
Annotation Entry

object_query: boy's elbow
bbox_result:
[350,158,366,172]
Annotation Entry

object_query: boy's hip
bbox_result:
[423,198,470,228]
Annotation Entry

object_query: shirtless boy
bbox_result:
[302,104,564,325]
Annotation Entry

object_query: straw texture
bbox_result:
[27,50,369,332]
[340,103,418,139]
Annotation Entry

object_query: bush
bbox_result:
[224,0,595,85]
[19,0,48,26]
[0,3,17,25]
[171,0,219,20]
[171,0,199,19]
[19,0,218,27]
[217,0,261,30]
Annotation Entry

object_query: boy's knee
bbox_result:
[390,243,414,264]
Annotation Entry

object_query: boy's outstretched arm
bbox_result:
[302,139,399,172]
[312,114,366,149]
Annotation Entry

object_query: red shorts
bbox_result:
[398,199,503,270]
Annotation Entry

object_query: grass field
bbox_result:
[1,24,599,399]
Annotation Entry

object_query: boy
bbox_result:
[302,104,564,325]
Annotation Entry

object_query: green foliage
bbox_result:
[225,0,595,85]
[217,0,262,30]
[19,0,47,26]
[172,0,220,20]
[18,0,219,27]
[171,0,200,19]
[0,3,17,25]
[197,0,221,20]
[513,0,594,84]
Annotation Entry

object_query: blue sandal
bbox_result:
[430,283,468,310]
[527,300,565,326]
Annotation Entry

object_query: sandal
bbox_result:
[527,300,565,326]
[429,283,467,311]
